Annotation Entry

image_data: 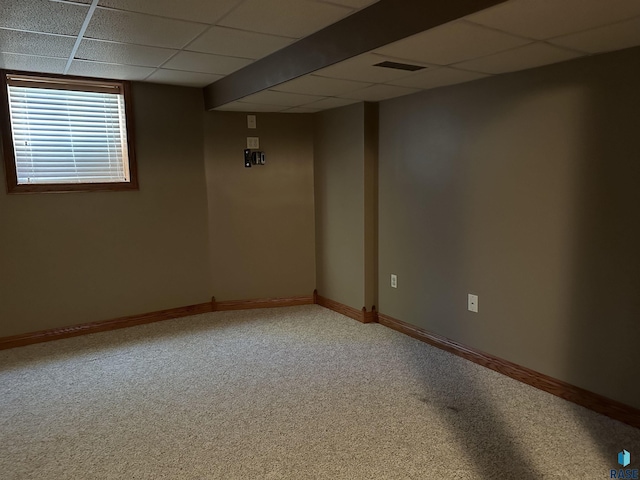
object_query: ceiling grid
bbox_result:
[1,0,640,111]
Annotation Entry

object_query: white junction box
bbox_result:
[247,137,259,149]
[391,274,397,288]
[468,294,478,313]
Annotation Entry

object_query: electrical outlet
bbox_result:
[247,115,256,129]
[468,294,478,313]
[391,274,397,288]
[247,137,259,149]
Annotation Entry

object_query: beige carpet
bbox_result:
[1,305,638,479]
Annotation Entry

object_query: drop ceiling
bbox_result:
[1,0,640,112]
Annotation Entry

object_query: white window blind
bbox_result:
[6,76,131,185]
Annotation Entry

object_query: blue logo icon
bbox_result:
[611,450,638,479]
[620,450,631,468]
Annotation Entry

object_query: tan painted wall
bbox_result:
[314,104,365,309]
[378,47,640,408]
[203,111,315,301]
[363,103,379,311]
[0,83,213,337]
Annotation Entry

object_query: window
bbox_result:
[0,71,137,193]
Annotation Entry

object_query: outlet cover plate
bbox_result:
[247,137,259,149]
[468,294,478,313]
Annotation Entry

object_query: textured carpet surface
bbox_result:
[1,305,639,479]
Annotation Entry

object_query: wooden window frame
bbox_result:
[0,70,138,194]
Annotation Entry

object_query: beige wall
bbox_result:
[314,104,365,309]
[203,111,315,300]
[363,103,378,310]
[314,102,378,311]
[378,47,640,408]
[0,83,213,337]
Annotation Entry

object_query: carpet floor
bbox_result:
[1,305,638,479]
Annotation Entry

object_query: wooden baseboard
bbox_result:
[315,291,361,321]
[0,294,315,351]
[314,290,377,324]
[0,302,214,351]
[212,295,313,311]
[378,313,640,429]
[362,306,378,324]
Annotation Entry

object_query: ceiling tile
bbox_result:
[0,53,66,74]
[388,67,489,90]
[272,75,372,96]
[0,0,88,36]
[376,21,531,65]
[550,17,640,54]
[85,8,207,49]
[67,60,156,81]
[186,26,293,60]
[453,42,583,74]
[219,0,352,39]
[302,97,360,110]
[339,84,420,102]
[240,90,325,107]
[146,69,223,87]
[97,0,242,24]
[76,39,177,68]
[163,51,252,75]
[0,29,75,58]
[466,0,640,40]
[314,0,378,7]
[216,102,288,112]
[281,106,321,113]
[314,53,429,83]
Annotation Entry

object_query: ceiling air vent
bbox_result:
[373,61,425,72]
